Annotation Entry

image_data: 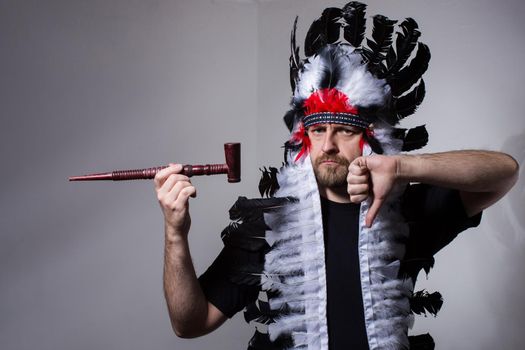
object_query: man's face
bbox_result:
[307,123,363,188]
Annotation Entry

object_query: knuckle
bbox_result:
[349,184,361,193]
[156,167,171,180]
[351,194,366,203]
[175,182,187,193]
[183,186,195,195]
[173,203,185,212]
[154,168,164,179]
[349,177,361,185]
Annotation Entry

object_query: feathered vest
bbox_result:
[222,133,439,350]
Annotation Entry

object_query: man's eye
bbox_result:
[311,128,325,134]
[340,129,355,135]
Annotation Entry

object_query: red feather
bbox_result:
[290,123,311,162]
[303,88,358,115]
[360,128,374,151]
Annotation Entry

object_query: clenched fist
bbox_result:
[347,155,401,228]
[154,163,197,242]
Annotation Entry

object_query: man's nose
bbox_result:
[321,131,338,154]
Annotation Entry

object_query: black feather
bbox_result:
[341,2,367,48]
[410,290,443,317]
[248,330,294,350]
[385,18,420,74]
[362,15,397,75]
[283,140,301,164]
[391,127,408,141]
[228,268,263,286]
[394,79,426,121]
[363,133,384,154]
[258,167,280,198]
[385,46,397,73]
[221,221,269,251]
[402,125,429,152]
[244,302,263,323]
[289,16,301,92]
[283,109,297,132]
[398,257,435,281]
[258,167,271,197]
[304,7,342,57]
[229,201,265,223]
[268,167,279,196]
[408,333,435,350]
[389,42,430,96]
[228,196,296,222]
[244,295,289,324]
[243,304,275,325]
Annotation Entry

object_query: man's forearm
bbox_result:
[163,224,209,338]
[397,150,519,215]
[398,150,517,191]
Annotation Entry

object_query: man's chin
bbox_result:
[314,168,348,188]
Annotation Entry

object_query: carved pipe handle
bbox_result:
[112,166,168,180]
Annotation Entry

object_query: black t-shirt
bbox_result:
[198,184,482,349]
[321,197,368,349]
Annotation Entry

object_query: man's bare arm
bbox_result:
[155,164,227,338]
[348,150,519,226]
[398,150,519,217]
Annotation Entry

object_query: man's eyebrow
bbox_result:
[334,125,359,131]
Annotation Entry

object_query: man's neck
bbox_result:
[318,185,350,203]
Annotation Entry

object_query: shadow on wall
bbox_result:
[486,132,525,247]
[482,131,525,349]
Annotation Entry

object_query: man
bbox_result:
[155,3,518,349]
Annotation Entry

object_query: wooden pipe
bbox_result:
[69,143,241,183]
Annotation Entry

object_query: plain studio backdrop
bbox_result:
[1,0,524,349]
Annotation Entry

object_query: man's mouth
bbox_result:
[320,159,342,165]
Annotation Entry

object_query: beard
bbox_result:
[312,154,350,188]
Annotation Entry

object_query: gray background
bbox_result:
[1,0,524,349]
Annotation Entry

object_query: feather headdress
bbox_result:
[284,1,430,159]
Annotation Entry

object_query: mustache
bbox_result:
[314,154,350,167]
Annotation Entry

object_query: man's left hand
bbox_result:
[347,155,400,228]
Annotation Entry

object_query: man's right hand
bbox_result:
[154,163,197,242]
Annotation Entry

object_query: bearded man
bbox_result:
[155,3,519,349]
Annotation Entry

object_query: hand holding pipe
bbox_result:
[69,143,240,183]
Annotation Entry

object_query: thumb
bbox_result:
[351,156,367,168]
[349,156,368,176]
[365,197,383,228]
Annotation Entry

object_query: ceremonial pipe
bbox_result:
[69,143,241,183]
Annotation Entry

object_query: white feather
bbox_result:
[262,155,329,349]
[358,143,414,350]
[295,45,390,109]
